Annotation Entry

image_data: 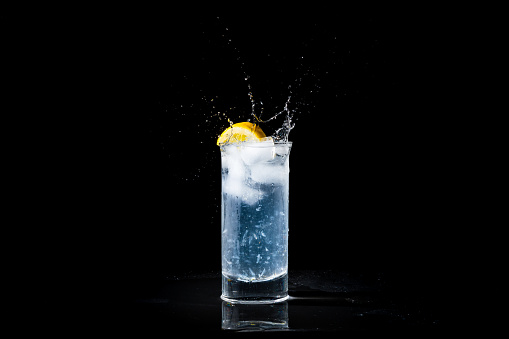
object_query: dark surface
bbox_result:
[103,270,444,334]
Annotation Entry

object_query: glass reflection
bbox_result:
[221,300,289,331]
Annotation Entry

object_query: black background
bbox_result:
[73,13,451,305]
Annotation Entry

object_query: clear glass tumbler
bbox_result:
[220,141,292,303]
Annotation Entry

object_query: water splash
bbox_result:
[272,97,295,142]
[213,17,298,142]
[250,95,294,142]
[244,70,294,142]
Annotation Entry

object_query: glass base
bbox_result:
[221,273,288,304]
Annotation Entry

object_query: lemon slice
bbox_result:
[217,122,266,145]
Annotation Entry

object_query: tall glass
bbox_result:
[220,141,292,303]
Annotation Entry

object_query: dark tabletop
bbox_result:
[101,269,444,334]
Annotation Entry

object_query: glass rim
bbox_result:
[219,141,292,147]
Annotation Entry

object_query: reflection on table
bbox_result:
[221,300,288,331]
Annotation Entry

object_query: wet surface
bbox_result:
[104,270,443,334]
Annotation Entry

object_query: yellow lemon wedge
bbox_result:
[217,122,266,145]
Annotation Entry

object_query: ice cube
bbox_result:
[223,176,241,197]
[250,163,286,185]
[223,147,244,179]
[240,139,275,165]
[223,176,262,205]
[241,184,263,205]
[222,145,264,205]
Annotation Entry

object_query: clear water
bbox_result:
[221,143,290,283]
